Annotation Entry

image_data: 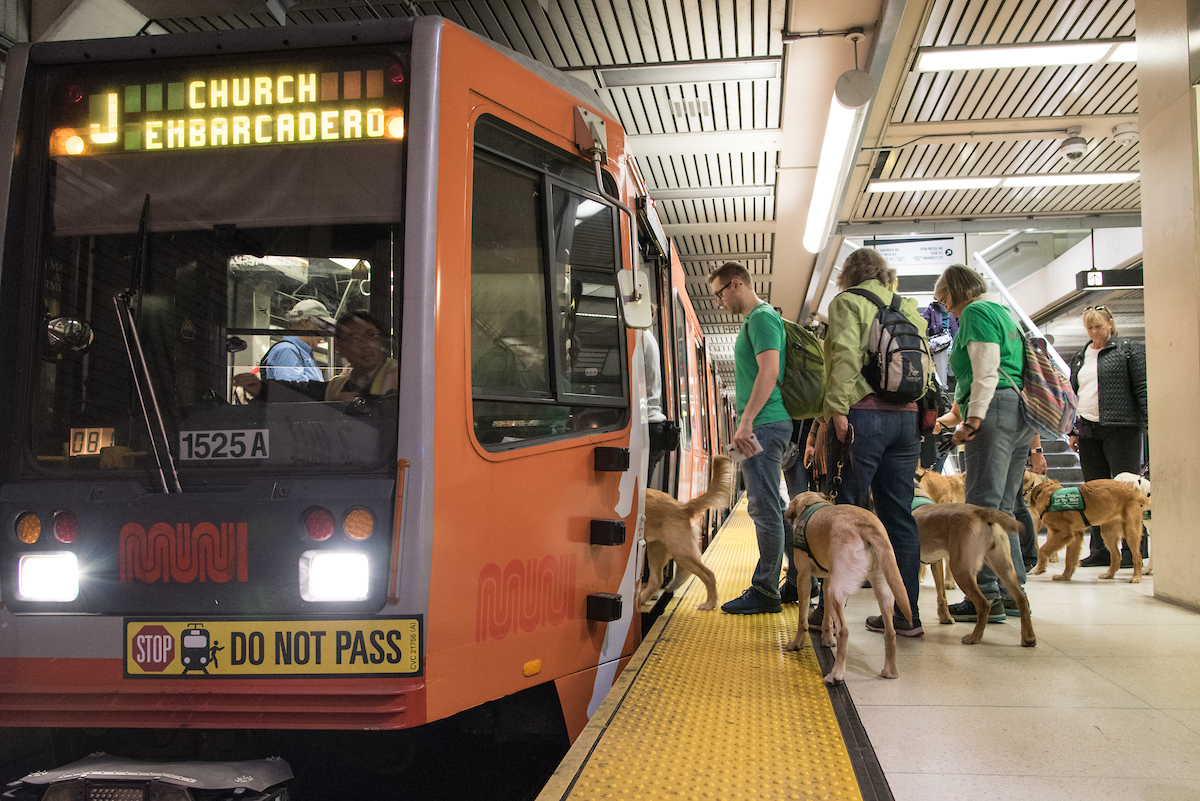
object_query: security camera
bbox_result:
[1059,126,1089,162]
[1059,137,1089,162]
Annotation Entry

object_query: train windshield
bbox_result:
[25,48,408,479]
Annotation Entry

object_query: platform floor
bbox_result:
[541,499,1200,801]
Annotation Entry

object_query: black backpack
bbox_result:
[844,288,932,405]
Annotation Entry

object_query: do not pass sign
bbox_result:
[131,624,175,672]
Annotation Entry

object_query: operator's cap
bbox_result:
[286,299,335,330]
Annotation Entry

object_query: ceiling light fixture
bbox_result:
[866,172,1140,192]
[595,58,781,88]
[914,39,1136,72]
[803,31,873,254]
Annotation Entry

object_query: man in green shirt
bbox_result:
[707,261,794,614]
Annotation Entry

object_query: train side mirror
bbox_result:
[618,269,652,329]
[45,317,94,358]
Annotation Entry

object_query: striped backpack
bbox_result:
[1015,336,1078,439]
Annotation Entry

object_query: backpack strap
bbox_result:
[844,286,886,309]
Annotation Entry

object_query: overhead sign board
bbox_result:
[1076,268,1144,290]
[865,236,966,269]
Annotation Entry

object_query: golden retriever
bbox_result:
[1022,470,1057,562]
[783,492,911,683]
[1114,472,1152,575]
[915,466,966,504]
[1028,478,1150,583]
[638,455,734,611]
[914,467,965,589]
[914,503,1036,647]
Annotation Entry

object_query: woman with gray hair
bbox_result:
[934,263,1035,622]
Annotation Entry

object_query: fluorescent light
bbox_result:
[867,177,1002,192]
[915,40,1133,72]
[18,553,79,602]
[597,59,780,88]
[1003,172,1139,187]
[803,96,867,253]
[867,173,1139,192]
[300,551,369,602]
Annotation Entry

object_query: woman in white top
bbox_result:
[1067,306,1148,567]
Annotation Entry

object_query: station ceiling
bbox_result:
[110,0,1141,384]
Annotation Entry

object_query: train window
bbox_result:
[470,118,627,451]
[673,292,692,452]
[30,224,399,477]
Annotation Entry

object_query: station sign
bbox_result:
[1076,268,1144,290]
[864,236,966,269]
[49,53,407,157]
[124,617,422,678]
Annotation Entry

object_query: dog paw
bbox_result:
[1049,554,1059,562]
[1052,574,1072,582]
[1031,565,1046,575]
[879,669,899,679]
[1022,637,1037,647]
[820,634,836,648]
[697,601,716,611]
[961,633,982,644]
[823,672,845,685]
[784,638,805,652]
[1128,576,1142,584]
[1099,573,1116,581]
[938,614,954,625]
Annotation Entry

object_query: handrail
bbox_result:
[971,245,1072,377]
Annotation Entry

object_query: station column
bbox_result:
[1139,0,1200,608]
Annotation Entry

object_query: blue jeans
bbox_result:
[826,407,922,619]
[743,419,793,599]
[963,388,1033,599]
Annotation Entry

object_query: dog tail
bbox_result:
[973,508,1023,535]
[861,522,912,625]
[683,455,735,517]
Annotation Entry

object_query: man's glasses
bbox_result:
[714,280,734,302]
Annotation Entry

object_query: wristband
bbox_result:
[1032,447,1044,453]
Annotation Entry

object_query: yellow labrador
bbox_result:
[783,492,911,684]
[639,455,734,611]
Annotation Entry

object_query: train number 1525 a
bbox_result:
[179,429,269,460]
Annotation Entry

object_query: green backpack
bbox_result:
[776,317,826,419]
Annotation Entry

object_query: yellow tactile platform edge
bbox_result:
[539,498,863,801]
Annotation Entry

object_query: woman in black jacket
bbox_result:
[1068,306,1148,567]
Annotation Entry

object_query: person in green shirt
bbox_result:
[934,263,1037,623]
[706,261,794,614]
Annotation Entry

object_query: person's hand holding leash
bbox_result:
[952,416,983,446]
[832,412,849,443]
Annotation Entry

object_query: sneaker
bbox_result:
[808,605,824,632]
[948,597,1006,623]
[1079,552,1110,567]
[865,614,924,637]
[1002,596,1030,617]
[779,581,799,605]
[721,587,782,615]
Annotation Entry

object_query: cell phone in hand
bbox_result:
[725,433,763,465]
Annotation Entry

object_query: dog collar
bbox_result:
[793,501,832,573]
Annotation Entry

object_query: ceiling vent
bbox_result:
[670,99,712,121]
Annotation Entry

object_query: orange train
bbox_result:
[0,16,733,743]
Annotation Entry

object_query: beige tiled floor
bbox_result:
[834,558,1200,800]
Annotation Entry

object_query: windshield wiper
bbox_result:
[113,194,182,493]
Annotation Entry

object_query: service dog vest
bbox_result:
[793,501,832,572]
[1048,486,1090,526]
[912,495,936,511]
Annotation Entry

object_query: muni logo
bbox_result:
[476,555,576,642]
[120,522,249,583]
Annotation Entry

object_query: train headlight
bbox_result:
[299,551,369,602]
[17,553,79,602]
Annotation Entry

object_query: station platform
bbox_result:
[538,499,886,801]
[539,497,1200,801]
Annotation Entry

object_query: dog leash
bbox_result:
[829,424,854,504]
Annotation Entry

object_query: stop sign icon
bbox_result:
[132,625,175,672]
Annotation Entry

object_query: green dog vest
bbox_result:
[1048,486,1086,512]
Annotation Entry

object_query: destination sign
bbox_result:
[50,56,407,157]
